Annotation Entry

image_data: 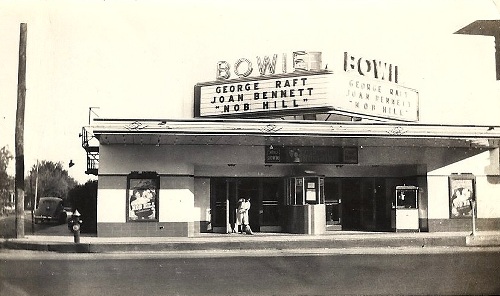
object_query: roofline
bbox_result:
[91,117,500,130]
[85,118,500,141]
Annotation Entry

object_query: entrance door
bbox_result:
[238,179,260,232]
[211,178,283,233]
[261,178,284,232]
[324,178,342,230]
[211,178,238,233]
[340,177,402,231]
[341,179,362,230]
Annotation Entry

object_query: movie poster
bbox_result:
[449,174,475,219]
[127,176,159,221]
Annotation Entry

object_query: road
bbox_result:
[0,211,71,238]
[1,248,499,295]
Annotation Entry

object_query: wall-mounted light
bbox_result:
[336,165,343,168]
[227,164,236,167]
[488,126,495,131]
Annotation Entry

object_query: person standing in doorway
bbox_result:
[236,198,245,233]
[242,198,253,235]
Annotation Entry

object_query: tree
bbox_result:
[0,146,14,215]
[25,160,78,207]
[68,180,97,233]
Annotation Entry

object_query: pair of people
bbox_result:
[236,198,253,235]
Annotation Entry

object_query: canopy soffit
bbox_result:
[86,118,500,149]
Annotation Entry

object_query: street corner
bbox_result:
[1,238,93,253]
[1,238,50,252]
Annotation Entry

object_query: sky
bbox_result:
[1,0,500,184]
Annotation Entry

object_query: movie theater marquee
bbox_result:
[194,50,419,121]
[196,72,332,117]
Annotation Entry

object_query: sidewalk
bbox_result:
[2,231,500,253]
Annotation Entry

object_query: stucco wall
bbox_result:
[96,143,500,234]
[426,148,500,220]
[98,144,492,172]
[159,176,194,223]
[194,177,210,232]
[97,176,127,223]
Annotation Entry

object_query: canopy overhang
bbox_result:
[85,118,500,149]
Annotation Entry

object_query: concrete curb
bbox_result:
[466,234,500,247]
[0,235,474,253]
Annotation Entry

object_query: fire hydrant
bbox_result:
[70,210,83,243]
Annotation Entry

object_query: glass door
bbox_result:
[237,179,260,232]
[261,178,284,232]
[211,178,238,233]
[211,178,283,233]
[324,178,342,230]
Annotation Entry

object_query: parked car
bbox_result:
[34,197,67,224]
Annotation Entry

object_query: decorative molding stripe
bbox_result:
[386,126,407,136]
[124,121,148,131]
[259,124,283,133]
[99,173,195,178]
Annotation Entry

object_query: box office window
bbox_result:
[127,171,159,222]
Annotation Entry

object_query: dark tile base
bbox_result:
[428,218,500,232]
[97,222,194,237]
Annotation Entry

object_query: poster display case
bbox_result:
[449,174,475,219]
[127,172,159,222]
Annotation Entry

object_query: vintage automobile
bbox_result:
[34,197,67,224]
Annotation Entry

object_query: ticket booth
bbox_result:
[284,175,326,234]
[393,185,420,232]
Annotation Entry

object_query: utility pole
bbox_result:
[15,23,27,238]
[30,160,38,234]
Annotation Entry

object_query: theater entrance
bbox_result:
[210,178,284,233]
[324,177,416,232]
[210,176,416,233]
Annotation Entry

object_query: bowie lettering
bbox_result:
[216,51,321,80]
[330,51,419,122]
[217,54,283,79]
[344,52,398,83]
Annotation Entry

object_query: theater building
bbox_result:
[82,23,500,237]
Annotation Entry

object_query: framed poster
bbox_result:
[449,174,475,219]
[127,172,159,222]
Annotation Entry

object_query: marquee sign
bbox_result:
[194,50,419,121]
[330,73,419,122]
[195,71,333,117]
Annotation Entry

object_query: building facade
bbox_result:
[82,21,500,237]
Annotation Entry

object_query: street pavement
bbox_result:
[1,213,500,253]
[2,216,500,295]
[1,248,500,295]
